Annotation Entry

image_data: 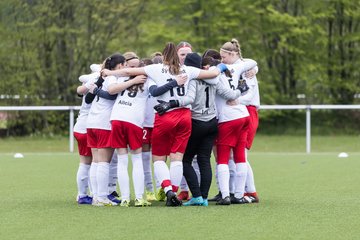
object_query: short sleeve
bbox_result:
[185,66,201,80]
[144,64,160,78]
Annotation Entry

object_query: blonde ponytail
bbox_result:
[221,38,243,60]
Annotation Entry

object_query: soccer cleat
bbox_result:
[146,191,156,201]
[208,191,222,202]
[155,188,166,201]
[109,191,120,197]
[177,191,190,201]
[134,198,152,207]
[201,199,209,207]
[216,196,231,205]
[77,195,93,205]
[183,196,204,206]
[94,197,118,206]
[108,191,121,204]
[245,193,260,203]
[165,190,182,207]
[120,199,130,207]
[231,196,251,204]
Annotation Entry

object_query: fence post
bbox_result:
[306,106,311,154]
[69,108,74,152]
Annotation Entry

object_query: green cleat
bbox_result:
[93,197,118,207]
[155,188,166,201]
[134,198,152,207]
[146,191,156,201]
[120,199,130,207]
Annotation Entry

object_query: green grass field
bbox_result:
[0,136,360,239]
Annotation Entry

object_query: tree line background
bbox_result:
[0,0,359,136]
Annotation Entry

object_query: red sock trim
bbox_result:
[161,180,171,189]
[172,185,179,193]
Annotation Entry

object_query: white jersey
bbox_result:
[110,78,150,128]
[74,72,99,133]
[144,64,200,110]
[235,59,260,108]
[74,97,91,133]
[215,60,257,123]
[86,75,119,130]
[143,95,157,127]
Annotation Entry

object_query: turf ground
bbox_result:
[0,135,359,240]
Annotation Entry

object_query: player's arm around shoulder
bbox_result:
[108,75,147,95]
[178,79,198,106]
[215,78,241,101]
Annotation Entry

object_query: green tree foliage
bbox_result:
[0,0,359,135]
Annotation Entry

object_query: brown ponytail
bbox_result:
[162,42,181,75]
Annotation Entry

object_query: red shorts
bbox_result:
[87,128,112,148]
[246,106,259,149]
[216,117,249,164]
[142,127,153,145]
[152,108,191,156]
[111,120,143,150]
[74,132,92,157]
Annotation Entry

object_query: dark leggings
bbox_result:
[183,117,218,199]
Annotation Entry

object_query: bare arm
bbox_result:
[77,85,89,95]
[197,68,221,80]
[102,67,146,77]
[107,75,147,95]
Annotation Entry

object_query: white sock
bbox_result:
[228,158,236,194]
[170,161,183,191]
[108,153,118,194]
[180,176,189,192]
[142,151,154,192]
[96,162,110,199]
[89,162,98,198]
[132,153,145,199]
[153,161,172,193]
[192,156,201,185]
[245,157,256,193]
[117,154,130,200]
[234,162,248,199]
[217,164,230,198]
[155,174,161,190]
[76,163,90,198]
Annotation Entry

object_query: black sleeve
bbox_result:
[149,80,178,97]
[84,93,96,104]
[96,88,117,100]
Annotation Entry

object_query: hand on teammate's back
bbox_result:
[244,68,256,79]
[237,80,249,94]
[101,69,111,77]
[154,100,180,116]
[217,63,228,73]
[175,74,187,86]
[132,74,147,84]
[226,99,238,106]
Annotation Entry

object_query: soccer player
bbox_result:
[213,39,258,205]
[154,52,254,206]
[73,67,99,205]
[102,42,227,206]
[176,41,193,201]
[107,66,150,207]
[211,39,260,204]
[86,53,127,206]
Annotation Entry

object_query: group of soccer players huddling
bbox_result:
[74,38,260,207]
